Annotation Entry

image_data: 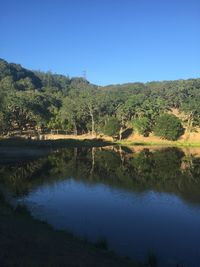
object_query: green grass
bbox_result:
[116,140,200,147]
[1,136,200,151]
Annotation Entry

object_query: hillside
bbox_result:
[0,58,200,141]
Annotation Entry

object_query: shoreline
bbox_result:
[1,136,200,164]
[0,195,138,267]
[0,140,140,266]
[0,136,199,266]
[1,135,200,148]
[116,140,200,147]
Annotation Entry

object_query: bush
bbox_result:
[154,114,184,140]
[132,117,150,136]
[102,117,121,137]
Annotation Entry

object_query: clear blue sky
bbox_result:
[1,0,200,85]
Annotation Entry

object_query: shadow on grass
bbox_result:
[0,137,115,149]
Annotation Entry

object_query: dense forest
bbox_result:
[0,58,200,140]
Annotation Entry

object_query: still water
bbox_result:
[1,146,200,266]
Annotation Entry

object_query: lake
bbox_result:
[1,146,200,266]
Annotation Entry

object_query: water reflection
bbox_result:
[1,146,200,205]
[1,147,200,266]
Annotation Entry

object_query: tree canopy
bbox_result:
[0,58,200,139]
[154,114,184,140]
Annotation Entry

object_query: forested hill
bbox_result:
[0,58,200,140]
[0,58,89,93]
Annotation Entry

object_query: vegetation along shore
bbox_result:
[0,59,200,144]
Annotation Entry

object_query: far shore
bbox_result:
[1,134,200,164]
[43,132,200,147]
[1,133,200,149]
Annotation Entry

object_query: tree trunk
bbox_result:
[89,108,95,136]
[119,127,123,141]
[185,112,193,141]
[74,122,77,135]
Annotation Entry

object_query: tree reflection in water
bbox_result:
[1,146,200,205]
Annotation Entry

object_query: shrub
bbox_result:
[102,117,121,137]
[132,117,150,136]
[154,114,184,140]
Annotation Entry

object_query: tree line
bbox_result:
[0,58,200,140]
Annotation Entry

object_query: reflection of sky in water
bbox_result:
[19,178,200,267]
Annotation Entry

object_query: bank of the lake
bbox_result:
[1,141,200,266]
[43,132,200,147]
[116,140,200,147]
[1,135,200,152]
[0,195,140,267]
[0,138,113,164]
[0,139,142,267]
[1,137,200,164]
[2,135,200,165]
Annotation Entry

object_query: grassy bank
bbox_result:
[1,137,200,164]
[1,136,200,150]
[44,133,200,148]
[0,195,140,267]
[116,140,200,147]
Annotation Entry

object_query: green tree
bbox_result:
[59,97,85,134]
[154,114,184,140]
[77,86,101,136]
[102,117,121,138]
[180,92,200,140]
[0,94,5,133]
[132,117,150,136]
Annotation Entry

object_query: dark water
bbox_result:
[1,146,200,266]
